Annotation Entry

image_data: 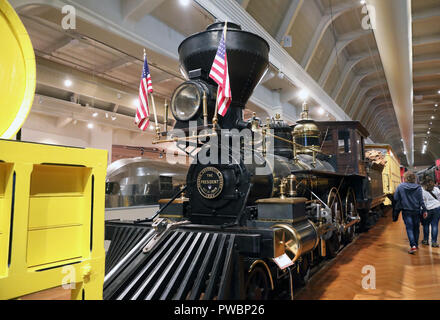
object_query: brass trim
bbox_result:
[309,220,320,250]
[272,224,302,263]
[258,217,307,224]
[320,238,326,257]
[248,260,274,291]
[158,198,189,204]
[256,197,308,204]
[196,166,224,199]
[159,214,184,219]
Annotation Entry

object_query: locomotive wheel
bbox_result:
[326,232,341,258]
[298,256,311,285]
[326,188,343,257]
[343,188,358,244]
[245,266,271,300]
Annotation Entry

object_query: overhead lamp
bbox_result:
[111,116,117,121]
[435,104,439,107]
[432,116,436,120]
[92,112,98,117]
[179,0,190,6]
[360,0,366,4]
[298,89,309,101]
[133,99,140,108]
[149,125,154,131]
[317,107,325,116]
[64,79,72,87]
[87,123,94,129]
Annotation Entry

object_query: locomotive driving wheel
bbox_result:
[344,188,358,244]
[245,265,272,300]
[326,187,343,258]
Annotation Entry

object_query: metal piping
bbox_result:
[365,0,414,165]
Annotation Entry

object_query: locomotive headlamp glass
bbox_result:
[171,83,201,121]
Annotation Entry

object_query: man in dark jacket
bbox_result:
[394,171,428,254]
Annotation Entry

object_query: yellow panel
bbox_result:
[0,0,36,138]
[27,226,83,268]
[0,139,107,300]
[28,197,86,230]
[30,165,91,196]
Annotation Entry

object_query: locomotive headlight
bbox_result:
[171,82,202,121]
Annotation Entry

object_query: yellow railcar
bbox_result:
[365,144,401,206]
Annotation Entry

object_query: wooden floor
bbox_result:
[296,211,440,300]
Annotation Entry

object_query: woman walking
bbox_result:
[421,176,440,248]
[394,171,428,254]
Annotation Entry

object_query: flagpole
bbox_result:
[212,86,220,129]
[144,48,160,139]
[164,99,168,133]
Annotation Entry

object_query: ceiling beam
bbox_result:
[319,29,372,87]
[121,0,166,21]
[56,116,73,128]
[413,6,440,22]
[413,34,440,47]
[238,0,251,10]
[301,1,362,71]
[275,0,304,42]
[42,37,76,54]
[96,57,137,73]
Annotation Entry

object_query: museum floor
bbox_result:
[296,210,440,300]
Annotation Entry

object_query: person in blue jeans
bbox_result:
[421,177,440,247]
[393,171,428,254]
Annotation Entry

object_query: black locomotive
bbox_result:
[104,22,385,300]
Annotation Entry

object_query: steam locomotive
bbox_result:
[416,160,440,185]
[103,22,385,300]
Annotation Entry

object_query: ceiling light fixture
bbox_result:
[179,0,191,6]
[111,116,117,121]
[317,107,325,116]
[92,112,98,117]
[298,89,309,101]
[87,123,94,129]
[64,79,72,87]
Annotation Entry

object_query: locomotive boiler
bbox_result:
[104,22,385,300]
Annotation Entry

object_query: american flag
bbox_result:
[209,24,232,117]
[135,54,154,131]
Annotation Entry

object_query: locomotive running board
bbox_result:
[104,226,241,300]
[105,223,154,274]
